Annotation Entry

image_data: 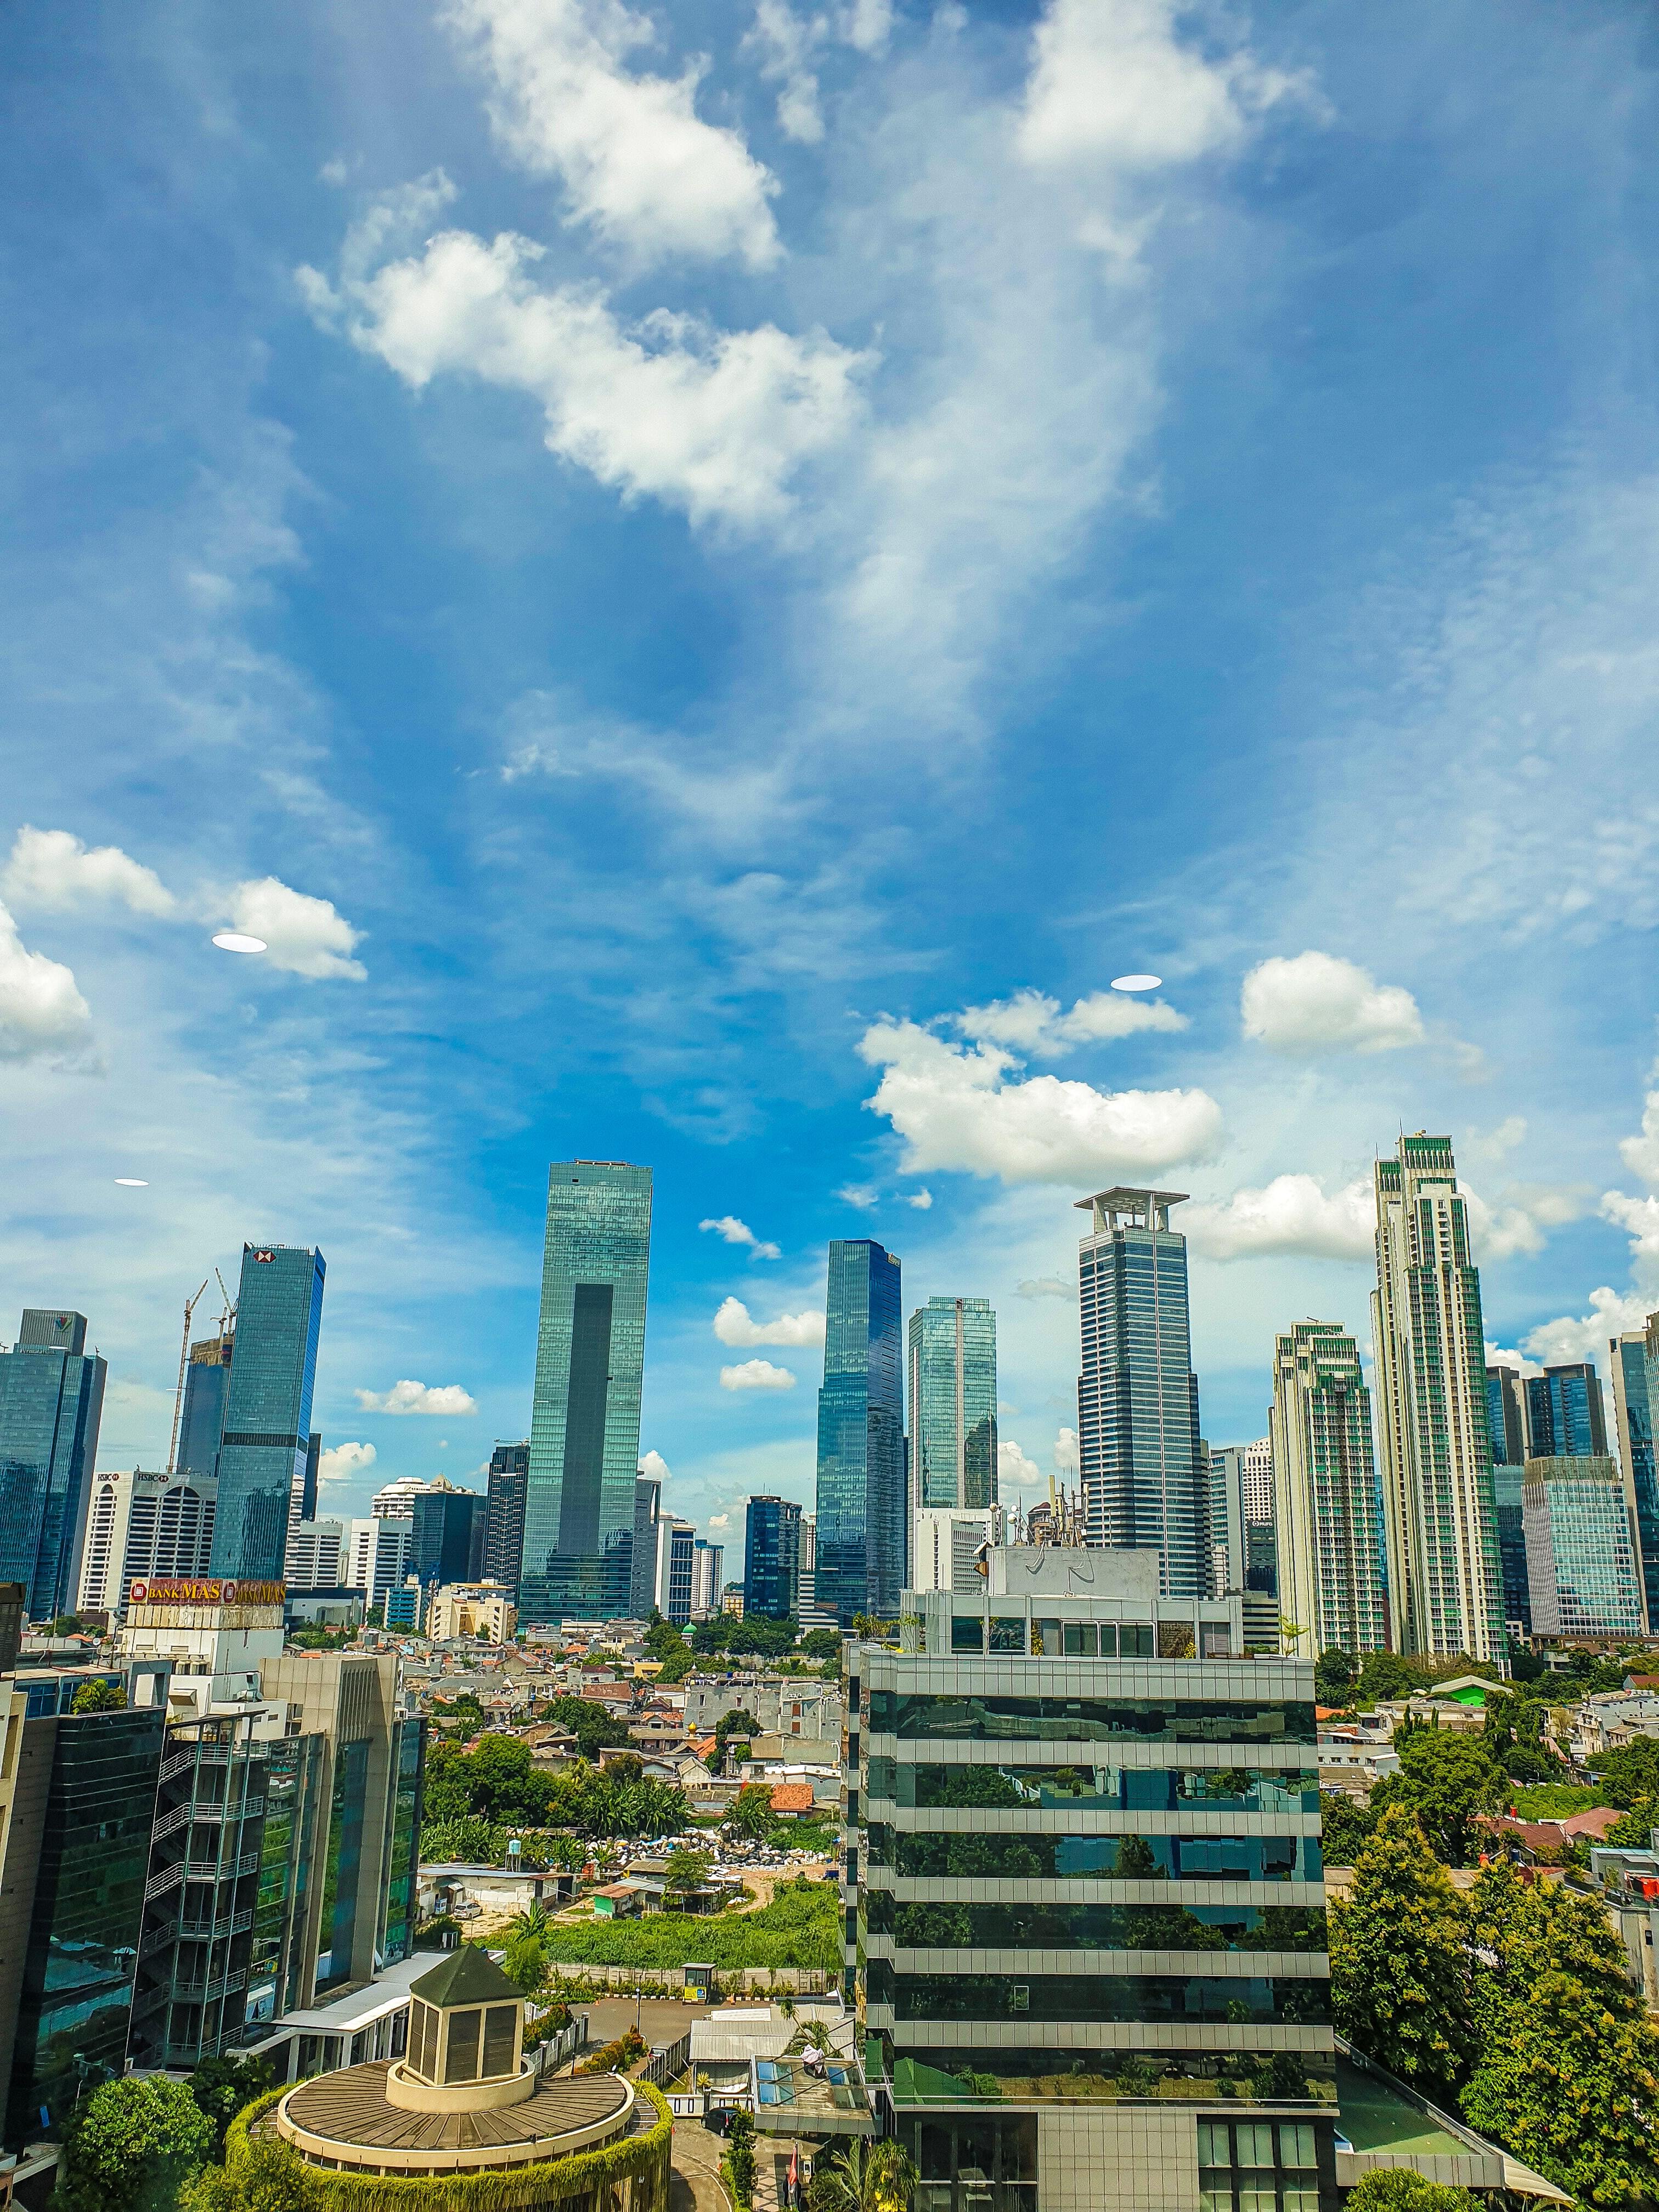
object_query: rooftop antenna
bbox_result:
[166,1280,210,1476]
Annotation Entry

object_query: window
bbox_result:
[989,1617,1025,1654]
[1278,2124,1316,2169]
[1199,2194,1233,2212]
[445,2008,482,2082]
[482,2004,518,2077]
[1238,2188,1274,2212]
[1062,1623,1097,1656]
[1196,2123,1230,2167]
[952,1617,986,1654]
[1031,1620,1062,1656]
[1009,1987,1029,2012]
[1234,2126,1273,2165]
[1283,2192,1319,2212]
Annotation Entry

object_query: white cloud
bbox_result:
[713,1296,825,1347]
[957,987,1186,1058]
[1460,1180,1592,1261]
[303,191,867,531]
[1054,1426,1080,1474]
[906,1188,933,1210]
[354,1379,479,1415]
[857,1018,1221,1187]
[1483,1341,1542,1380]
[747,0,826,144]
[1601,1190,1659,1275]
[699,1215,781,1259]
[1185,1173,1374,1262]
[1469,1115,1527,1163]
[224,878,366,980]
[998,1438,1043,1487]
[1524,1288,1652,1370]
[1620,1080,1659,1187]
[318,1440,377,1485]
[445,0,782,269]
[719,1358,797,1390]
[1016,1276,1074,1300]
[3,826,176,917]
[1240,952,1426,1056]
[1017,0,1304,171]
[709,1511,730,1529]
[837,1182,880,1210]
[638,1448,672,1481]
[0,903,93,1064]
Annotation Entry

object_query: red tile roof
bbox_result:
[769,1783,816,1814]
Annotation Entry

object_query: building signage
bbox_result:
[128,1577,286,1607]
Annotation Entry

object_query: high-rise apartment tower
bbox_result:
[209,1244,325,1583]
[816,1239,904,1624]
[521,1163,652,1622]
[483,1440,529,1595]
[1075,1188,1207,1598]
[1370,1136,1504,1661]
[1269,1321,1389,1659]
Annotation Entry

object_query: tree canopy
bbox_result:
[1589,1735,1659,1810]
[690,1611,800,1658]
[1370,1725,1506,1865]
[57,2074,216,2212]
[1329,1807,1475,2098]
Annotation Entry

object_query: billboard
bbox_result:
[127,1577,286,1608]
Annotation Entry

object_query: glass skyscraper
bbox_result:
[816,1239,904,1625]
[1522,1455,1644,1637]
[906,1297,997,1514]
[1524,1361,1608,1459]
[1269,1321,1389,1657]
[483,1441,528,1595]
[1610,1327,1659,1633]
[521,1161,652,1623]
[1371,1135,1504,1661]
[1484,1363,1531,1635]
[1075,1188,1208,1599]
[744,1494,802,1619]
[210,1245,325,1582]
[0,1310,108,1621]
[177,1325,233,1480]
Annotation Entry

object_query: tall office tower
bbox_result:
[1523,1456,1644,1637]
[907,1296,998,1520]
[484,1440,529,1594]
[850,1549,1334,2193]
[0,1310,107,1622]
[409,1482,484,1587]
[1483,1363,1532,1635]
[177,1324,234,1479]
[1370,1135,1505,1662]
[654,1516,696,1626]
[347,1514,413,1609]
[744,1495,803,1618]
[285,1517,347,1591]
[1240,1436,1274,1525]
[76,1468,217,1615]
[371,1474,436,1518]
[816,1239,905,1625]
[295,1431,321,1527]
[1269,1322,1390,1660]
[1206,1444,1279,1654]
[210,1244,326,1583]
[1525,1361,1609,1458]
[522,1161,653,1623]
[631,1472,662,1620]
[1613,1324,1659,1631]
[1075,1188,1209,1599]
[690,1538,723,1618]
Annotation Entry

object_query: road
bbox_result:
[670,2114,731,2212]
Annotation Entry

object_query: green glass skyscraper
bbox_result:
[521,1161,652,1622]
[210,1244,325,1582]
[906,1297,997,1514]
[0,1310,107,1621]
[817,1239,904,1625]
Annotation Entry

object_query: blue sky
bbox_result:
[4,0,1659,1555]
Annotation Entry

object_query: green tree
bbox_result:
[1314,1647,1357,1706]
[507,1899,551,1939]
[1462,1864,1659,2207]
[1482,1692,1560,1786]
[187,2053,275,2153]
[55,2074,216,2212]
[1328,1807,1475,2098]
[1589,1736,1659,1810]
[1356,1649,1417,1702]
[1114,1834,1165,1879]
[1602,1798,1658,1850]
[654,1643,696,1683]
[727,1784,774,1841]
[644,1615,687,1660]
[68,1678,125,1714]
[800,1628,843,1661]
[1343,2175,1481,2212]
[725,2108,758,2209]
[1319,1791,1377,1867]
[714,1707,760,1755]
[663,1846,711,1896]
[502,1930,547,1995]
[805,2137,917,2212]
[181,2135,314,2212]
[1371,1726,1505,1865]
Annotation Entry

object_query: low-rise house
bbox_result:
[591,1881,642,1918]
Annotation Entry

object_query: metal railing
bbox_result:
[171,1966,248,2006]
[183,1849,259,1881]
[178,1906,253,1943]
[640,2033,692,2087]
[145,1862,185,1903]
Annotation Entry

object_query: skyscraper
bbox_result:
[1075,1187,1208,1598]
[1525,1361,1608,1459]
[1485,1364,1532,1636]
[1269,1321,1389,1658]
[521,1161,652,1623]
[176,1324,233,1479]
[0,1310,107,1621]
[1370,1135,1504,1661]
[816,1239,904,1624]
[1523,1455,1645,1637]
[631,1471,662,1620]
[1615,1320,1659,1631]
[690,1538,723,1618]
[484,1440,529,1594]
[1207,1441,1279,1652]
[906,1296,997,1515]
[744,1494,802,1618]
[409,1483,484,1587]
[209,1244,325,1583]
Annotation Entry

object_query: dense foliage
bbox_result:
[1329,1807,1475,2098]
[1342,2177,1480,2212]
[541,1873,838,1969]
[421,1734,686,1854]
[55,2074,216,2212]
[689,1611,801,1658]
[1369,1725,1506,1866]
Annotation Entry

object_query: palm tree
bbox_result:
[806,2138,917,2212]
[507,1900,551,1940]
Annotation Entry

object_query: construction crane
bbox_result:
[166,1279,210,1477]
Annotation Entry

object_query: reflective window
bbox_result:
[867,1690,1315,1746]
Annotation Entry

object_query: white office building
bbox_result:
[285,1517,347,1591]
[370,1475,438,1519]
[77,1468,217,1615]
[909,1504,1006,1595]
[347,1515,413,1607]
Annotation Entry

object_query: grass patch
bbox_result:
[541,1876,839,1970]
[1509,1784,1605,1820]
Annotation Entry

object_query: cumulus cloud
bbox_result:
[1016,1277,1074,1301]
[638,1448,672,1481]
[301,178,866,531]
[223,878,366,980]
[318,1441,377,1484]
[1620,1080,1659,1187]
[1017,0,1305,171]
[1601,1190,1659,1274]
[1460,1181,1592,1261]
[906,1188,933,1210]
[719,1358,797,1390]
[743,0,893,143]
[1469,1116,1527,1163]
[957,987,1186,1058]
[0,903,93,1064]
[1524,1288,1653,1370]
[709,1511,730,1528]
[3,826,176,917]
[1054,1427,1080,1474]
[355,1379,479,1415]
[1483,1341,1542,1380]
[699,1215,781,1259]
[1240,952,1425,1056]
[445,0,781,269]
[1185,1174,1374,1262]
[713,1296,825,1347]
[998,1439,1043,1487]
[857,1018,1221,1187]
[837,1183,880,1210]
